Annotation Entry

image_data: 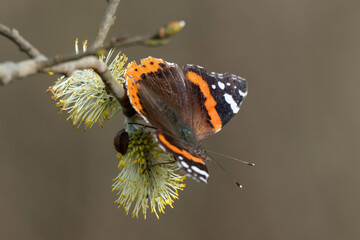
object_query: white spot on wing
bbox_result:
[159,145,166,151]
[178,156,183,160]
[212,84,216,89]
[180,161,189,168]
[226,82,231,86]
[224,93,240,113]
[165,61,175,66]
[190,166,209,178]
[238,89,247,97]
[218,82,225,90]
[199,176,207,182]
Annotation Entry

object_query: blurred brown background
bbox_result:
[1,0,359,239]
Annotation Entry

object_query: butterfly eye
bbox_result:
[113,129,129,155]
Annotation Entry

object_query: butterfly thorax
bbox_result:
[177,124,211,161]
[177,124,198,146]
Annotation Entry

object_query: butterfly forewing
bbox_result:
[125,57,188,135]
[182,64,247,140]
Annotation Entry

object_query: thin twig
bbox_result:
[42,35,150,70]
[0,23,46,60]
[91,0,122,49]
[0,16,185,84]
[0,34,153,86]
[0,60,44,85]
[0,13,184,117]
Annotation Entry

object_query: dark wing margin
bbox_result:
[182,64,247,140]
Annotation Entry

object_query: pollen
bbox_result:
[48,47,128,130]
[112,124,186,219]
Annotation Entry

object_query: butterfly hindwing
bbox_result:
[156,131,209,183]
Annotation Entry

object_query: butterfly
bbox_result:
[124,57,247,183]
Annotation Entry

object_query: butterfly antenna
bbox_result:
[207,150,255,166]
[210,157,243,189]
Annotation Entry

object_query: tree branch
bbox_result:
[0,33,160,86]
[0,60,43,85]
[0,12,184,118]
[91,0,122,49]
[41,35,151,70]
[1,14,185,84]
[0,23,46,60]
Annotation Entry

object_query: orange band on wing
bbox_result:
[124,57,165,80]
[158,133,205,165]
[124,57,166,114]
[126,77,143,113]
[187,71,222,131]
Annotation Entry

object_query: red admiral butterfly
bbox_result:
[124,57,247,183]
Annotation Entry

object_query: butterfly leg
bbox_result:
[143,159,177,173]
[127,122,157,130]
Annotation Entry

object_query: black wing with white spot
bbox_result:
[182,64,247,140]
